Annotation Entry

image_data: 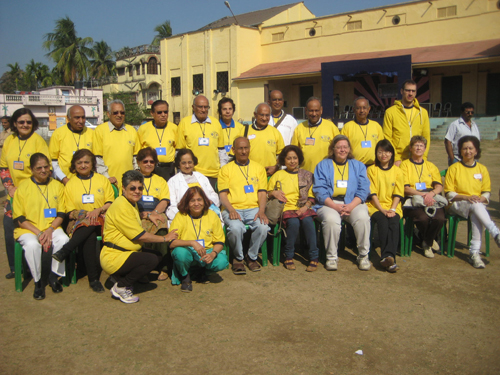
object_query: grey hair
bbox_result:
[192,95,208,106]
[328,134,354,160]
[306,97,321,107]
[353,96,370,108]
[122,170,144,190]
[107,99,126,112]
[254,102,271,114]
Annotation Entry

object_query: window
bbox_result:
[129,66,133,77]
[437,6,457,18]
[173,112,181,125]
[216,71,229,93]
[171,77,181,96]
[147,57,158,75]
[193,74,204,94]
[272,32,284,42]
[117,67,125,76]
[347,21,362,30]
[136,65,141,75]
[142,64,145,75]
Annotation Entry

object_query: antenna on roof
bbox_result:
[224,1,239,25]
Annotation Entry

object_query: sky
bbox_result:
[0,0,409,78]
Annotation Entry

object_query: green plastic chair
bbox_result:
[446,215,490,258]
[403,216,446,257]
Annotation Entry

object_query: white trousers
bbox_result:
[18,228,69,282]
[469,203,500,254]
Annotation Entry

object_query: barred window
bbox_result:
[347,21,362,30]
[216,71,229,93]
[193,74,204,93]
[147,57,158,75]
[128,66,133,77]
[171,77,181,96]
[117,68,125,76]
[136,65,141,75]
[173,112,181,125]
[437,6,456,18]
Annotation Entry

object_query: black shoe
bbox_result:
[33,281,45,300]
[48,273,63,293]
[137,275,150,284]
[198,273,210,284]
[89,280,105,293]
[52,248,70,263]
[5,272,15,279]
[181,281,193,292]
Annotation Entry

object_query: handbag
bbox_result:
[265,181,284,225]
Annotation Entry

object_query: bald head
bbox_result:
[353,97,370,123]
[67,105,86,132]
[232,136,250,164]
[193,95,209,122]
[254,103,271,128]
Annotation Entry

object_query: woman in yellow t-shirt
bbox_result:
[52,149,115,293]
[267,145,318,271]
[366,140,404,272]
[13,153,69,300]
[169,186,228,292]
[444,136,500,268]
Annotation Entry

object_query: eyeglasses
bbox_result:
[142,160,155,164]
[128,186,144,192]
[465,111,474,115]
[112,111,125,115]
[17,120,32,125]
[195,105,210,110]
[155,111,168,115]
[334,146,350,150]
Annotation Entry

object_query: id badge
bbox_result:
[248,134,256,140]
[142,195,154,202]
[305,137,315,146]
[82,194,95,204]
[244,184,254,193]
[13,161,24,170]
[156,147,166,156]
[196,239,205,248]
[224,145,232,153]
[361,141,372,148]
[44,208,56,218]
[474,174,482,180]
[416,182,427,190]
[337,180,348,188]
[198,137,209,146]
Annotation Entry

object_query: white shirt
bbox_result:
[269,110,298,146]
[445,117,480,159]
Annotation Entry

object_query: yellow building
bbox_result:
[160,0,500,121]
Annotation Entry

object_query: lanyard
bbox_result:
[308,118,322,138]
[334,161,347,180]
[154,122,166,147]
[17,137,28,161]
[190,215,202,240]
[198,122,206,138]
[34,180,51,208]
[72,132,82,150]
[357,122,368,141]
[144,176,153,195]
[79,176,92,195]
[413,162,424,183]
[238,163,251,185]
[224,128,232,145]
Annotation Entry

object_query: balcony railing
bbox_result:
[115,44,160,60]
[1,94,98,106]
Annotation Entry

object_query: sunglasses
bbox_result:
[155,110,168,114]
[128,186,144,192]
[465,111,474,115]
[142,160,155,164]
[17,120,33,125]
[112,111,125,115]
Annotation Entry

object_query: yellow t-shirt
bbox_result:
[267,169,314,212]
[291,119,339,174]
[366,165,404,216]
[332,160,349,197]
[340,120,384,165]
[218,160,267,210]
[93,122,140,189]
[220,120,245,155]
[13,177,64,239]
[247,125,285,168]
[64,172,115,213]
[170,210,224,250]
[0,133,50,186]
[400,159,442,192]
[100,196,145,275]
[444,161,491,197]
[139,174,170,212]
[137,121,177,163]
[176,115,223,178]
[49,124,94,178]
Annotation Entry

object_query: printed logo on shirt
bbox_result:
[53,195,58,201]
[321,135,331,143]
[267,139,276,147]
[206,230,211,236]
[391,182,395,187]
[372,134,379,142]
[210,131,219,139]
[97,188,103,194]
[155,187,160,193]
[128,140,135,146]
[86,142,92,148]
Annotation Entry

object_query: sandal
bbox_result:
[157,271,169,281]
[284,259,296,271]
[232,261,246,275]
[306,260,319,272]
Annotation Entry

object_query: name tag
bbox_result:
[416,182,427,190]
[248,134,256,140]
[244,184,254,193]
[44,208,56,218]
[305,137,315,146]
[142,195,154,202]
[361,141,372,148]
[156,147,166,156]
[474,174,482,180]
[198,137,209,146]
[196,239,205,248]
[224,145,232,153]
[82,194,95,204]
[13,161,24,170]
[337,180,348,188]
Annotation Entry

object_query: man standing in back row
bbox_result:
[383,79,430,166]
[268,90,298,145]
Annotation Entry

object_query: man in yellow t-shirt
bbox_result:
[341,97,384,166]
[137,100,177,182]
[247,103,284,176]
[93,100,140,189]
[291,97,339,173]
[176,95,224,190]
[49,105,94,185]
[219,137,269,275]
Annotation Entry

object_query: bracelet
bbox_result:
[389,208,396,212]
[147,212,152,219]
[163,236,166,242]
[37,231,44,238]
[212,251,218,257]
[50,225,57,231]
[154,210,159,214]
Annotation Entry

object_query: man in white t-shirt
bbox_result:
[268,90,298,145]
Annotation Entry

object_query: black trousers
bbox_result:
[112,251,159,288]
[63,225,102,282]
[403,207,446,245]
[3,214,15,272]
[154,164,175,183]
[372,211,400,259]
[207,177,217,191]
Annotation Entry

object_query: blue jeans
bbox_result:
[222,207,269,261]
[448,157,459,166]
[283,216,319,260]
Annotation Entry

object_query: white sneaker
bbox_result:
[111,283,139,304]
[357,256,371,271]
[469,253,485,269]
[423,242,434,258]
[325,259,338,271]
[432,240,440,251]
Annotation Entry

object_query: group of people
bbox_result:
[1,79,499,304]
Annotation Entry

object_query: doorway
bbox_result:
[441,76,462,117]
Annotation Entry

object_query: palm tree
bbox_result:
[91,40,116,79]
[24,59,42,90]
[152,20,172,45]
[7,63,23,91]
[43,16,94,85]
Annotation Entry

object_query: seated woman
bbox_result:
[366,140,404,272]
[400,136,446,258]
[13,153,69,300]
[444,136,500,268]
[313,134,371,271]
[267,145,319,271]
[100,170,178,304]
[52,149,115,293]
[137,147,170,281]
[167,149,220,226]
[169,186,228,292]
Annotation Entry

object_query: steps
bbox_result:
[430,116,499,140]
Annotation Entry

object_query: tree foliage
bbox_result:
[152,20,172,45]
[91,40,116,79]
[103,92,149,126]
